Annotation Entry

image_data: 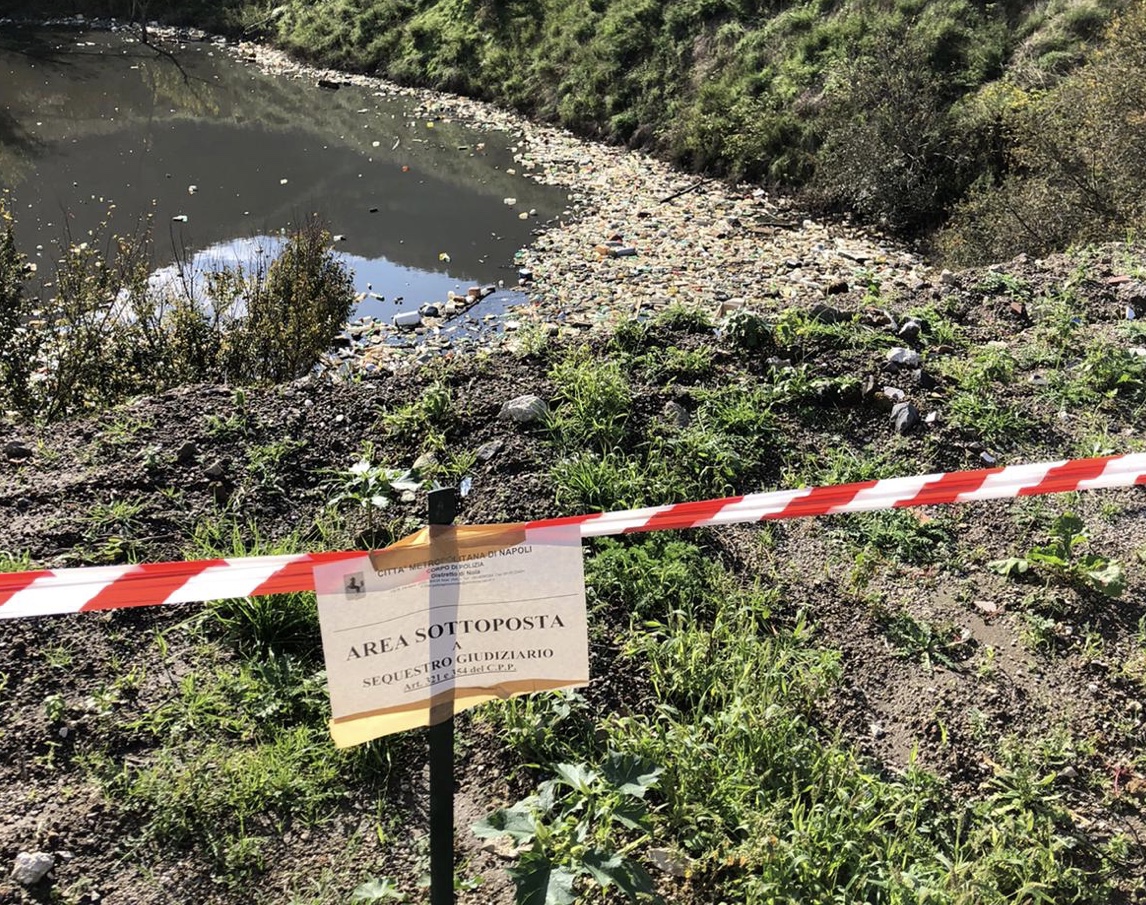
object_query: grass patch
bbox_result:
[85,652,391,879]
[188,519,322,657]
[548,350,633,454]
[379,380,454,449]
[832,508,957,565]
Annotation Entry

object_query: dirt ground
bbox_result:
[3,245,1146,902]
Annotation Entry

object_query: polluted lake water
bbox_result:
[0,24,566,360]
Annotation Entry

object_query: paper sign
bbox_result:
[314,523,589,747]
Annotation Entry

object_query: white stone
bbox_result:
[12,852,54,886]
[886,347,921,368]
[498,394,548,424]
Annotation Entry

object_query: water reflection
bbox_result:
[150,233,507,321]
[0,26,563,318]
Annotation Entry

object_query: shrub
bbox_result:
[721,309,772,351]
[0,200,40,418]
[940,3,1146,264]
[223,215,356,383]
[813,33,974,233]
[36,218,159,420]
[1,206,355,421]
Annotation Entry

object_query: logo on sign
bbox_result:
[344,572,366,599]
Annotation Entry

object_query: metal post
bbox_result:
[428,487,457,905]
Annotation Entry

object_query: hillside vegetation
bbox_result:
[2,8,1146,903]
[5,0,1146,261]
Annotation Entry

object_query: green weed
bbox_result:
[547,351,632,454]
[1123,618,1146,689]
[691,383,777,437]
[98,414,155,448]
[493,690,600,766]
[974,271,1034,299]
[720,309,773,351]
[833,509,956,565]
[941,341,1017,386]
[947,390,1035,448]
[86,497,148,534]
[772,306,889,355]
[989,511,1127,598]
[587,535,720,625]
[877,608,974,671]
[205,411,250,440]
[0,549,32,572]
[636,345,714,384]
[552,450,646,512]
[247,437,307,491]
[205,390,253,440]
[906,305,966,347]
[350,878,407,903]
[99,724,343,872]
[189,520,321,657]
[474,753,662,904]
[651,305,713,333]
[78,497,150,564]
[379,380,453,443]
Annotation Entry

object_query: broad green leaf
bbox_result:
[1026,546,1067,567]
[611,796,649,831]
[1083,559,1126,598]
[582,851,658,901]
[508,854,577,905]
[350,877,407,902]
[472,805,538,842]
[554,762,598,793]
[602,752,663,798]
[988,557,1029,577]
[1051,512,1085,544]
[581,851,624,888]
[533,779,559,815]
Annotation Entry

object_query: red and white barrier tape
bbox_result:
[2,453,1144,620]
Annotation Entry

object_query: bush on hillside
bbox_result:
[939,3,1146,264]
[812,33,977,233]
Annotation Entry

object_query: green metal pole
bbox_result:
[428,487,457,905]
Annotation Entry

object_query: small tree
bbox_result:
[224,216,356,383]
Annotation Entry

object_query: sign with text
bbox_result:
[314,524,588,747]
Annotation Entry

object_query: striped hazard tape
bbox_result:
[2,452,1144,620]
